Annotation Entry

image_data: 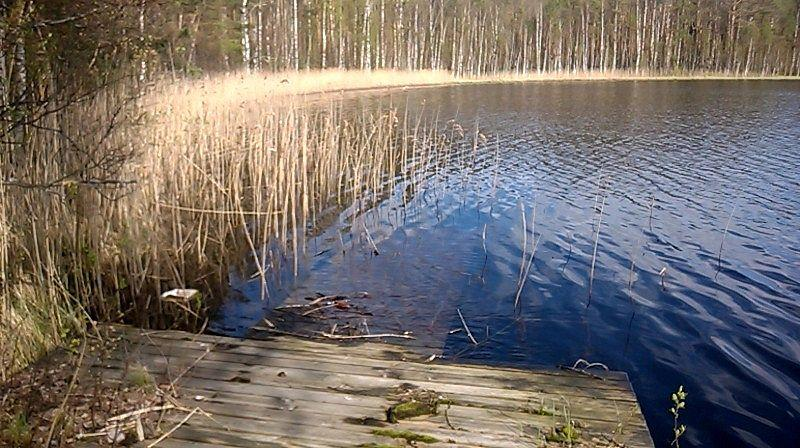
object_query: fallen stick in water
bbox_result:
[363,222,380,255]
[317,332,415,340]
[301,302,342,316]
[274,294,343,311]
[457,308,478,345]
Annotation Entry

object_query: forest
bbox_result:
[171,0,800,76]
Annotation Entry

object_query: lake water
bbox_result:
[212,81,800,447]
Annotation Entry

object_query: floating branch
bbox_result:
[363,222,380,255]
[457,308,478,345]
[317,332,415,340]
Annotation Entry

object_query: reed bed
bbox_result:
[0,73,463,377]
[2,66,729,375]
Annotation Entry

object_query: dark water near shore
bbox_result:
[212,81,800,447]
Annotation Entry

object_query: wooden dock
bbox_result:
[90,326,654,447]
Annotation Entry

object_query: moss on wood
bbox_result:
[372,428,439,444]
[386,400,438,423]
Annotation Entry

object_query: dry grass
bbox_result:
[154,69,455,109]
[154,69,798,111]
[0,69,462,377]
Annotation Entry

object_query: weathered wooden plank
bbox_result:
[96,356,644,427]
[120,326,630,382]
[96,326,654,447]
[117,328,632,391]
[100,368,651,447]
[97,360,645,439]
[100,343,636,402]
[151,385,654,448]
[142,426,333,448]
[152,407,534,448]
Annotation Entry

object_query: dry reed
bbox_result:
[0,71,461,376]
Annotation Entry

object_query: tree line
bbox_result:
[147,0,800,77]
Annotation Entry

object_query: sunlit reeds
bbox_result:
[0,72,461,376]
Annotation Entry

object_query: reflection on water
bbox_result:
[212,81,800,448]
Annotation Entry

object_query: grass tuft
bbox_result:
[372,428,439,444]
[0,412,32,447]
[125,363,153,388]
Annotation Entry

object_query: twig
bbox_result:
[45,341,87,446]
[514,235,540,309]
[251,327,319,339]
[457,308,478,345]
[317,332,415,340]
[363,222,380,255]
[558,358,610,380]
[274,303,310,310]
[306,295,343,306]
[589,195,607,298]
[517,203,528,284]
[648,196,656,229]
[274,294,341,310]
[301,302,341,316]
[444,402,457,430]
[557,365,606,381]
[147,407,199,448]
[158,202,279,216]
[170,349,211,389]
[107,405,177,423]
[481,223,487,254]
[717,206,736,268]
[572,358,609,371]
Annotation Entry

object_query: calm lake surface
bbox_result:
[212,81,800,447]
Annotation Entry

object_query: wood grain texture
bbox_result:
[90,325,654,447]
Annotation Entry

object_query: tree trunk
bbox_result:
[292,0,299,70]
[139,0,146,82]
[0,19,7,105]
[256,3,263,70]
[792,0,800,74]
[241,0,251,72]
[321,0,327,69]
[362,0,372,70]
[600,0,605,71]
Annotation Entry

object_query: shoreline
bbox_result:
[152,69,799,109]
[297,72,800,103]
